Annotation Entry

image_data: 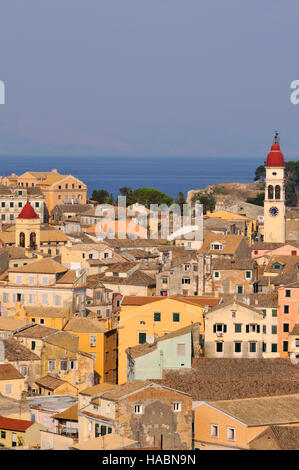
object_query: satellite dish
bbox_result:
[147,336,155,345]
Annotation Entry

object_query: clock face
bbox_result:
[269,206,279,216]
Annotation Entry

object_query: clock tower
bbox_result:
[263,132,286,243]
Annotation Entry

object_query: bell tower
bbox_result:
[264,132,286,243]
[15,200,41,249]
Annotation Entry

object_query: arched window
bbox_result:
[19,232,25,248]
[268,185,274,199]
[30,232,36,249]
[275,185,281,199]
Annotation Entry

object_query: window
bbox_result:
[139,333,146,344]
[272,263,283,270]
[271,343,277,353]
[285,289,291,298]
[41,294,48,305]
[173,402,181,412]
[216,342,223,353]
[272,309,277,317]
[283,323,289,333]
[246,324,260,333]
[42,276,49,285]
[105,351,109,361]
[60,360,68,371]
[182,278,190,284]
[134,404,143,414]
[31,341,36,350]
[90,335,96,347]
[211,424,219,438]
[249,342,256,353]
[35,202,39,208]
[10,202,14,207]
[177,343,186,356]
[283,341,288,352]
[284,305,289,314]
[173,313,180,322]
[16,275,22,284]
[69,360,77,370]
[237,285,243,294]
[3,293,9,303]
[154,312,161,322]
[227,427,235,441]
[28,276,35,285]
[48,360,55,371]
[272,325,277,334]
[263,325,267,334]
[295,339,299,348]
[1,431,6,439]
[245,271,252,279]
[234,324,242,333]
[211,243,223,250]
[214,271,220,278]
[1,202,5,207]
[28,294,35,304]
[234,342,242,353]
[54,295,61,306]
[263,342,267,352]
[213,324,227,334]
[5,384,12,394]
[20,366,27,376]
[18,202,22,208]
[184,264,190,271]
[162,277,168,284]
[39,319,44,325]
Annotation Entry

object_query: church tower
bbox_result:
[15,200,41,249]
[263,132,286,243]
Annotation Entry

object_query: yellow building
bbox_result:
[206,210,257,245]
[63,318,118,384]
[118,297,205,384]
[16,306,72,330]
[0,364,26,400]
[0,416,45,448]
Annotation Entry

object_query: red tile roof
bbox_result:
[17,201,39,219]
[0,416,34,432]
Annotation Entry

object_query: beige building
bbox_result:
[0,186,45,224]
[204,301,266,358]
[0,257,86,317]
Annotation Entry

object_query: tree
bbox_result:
[174,192,186,214]
[130,188,173,208]
[254,165,266,182]
[91,189,114,205]
[246,192,265,206]
[191,191,215,214]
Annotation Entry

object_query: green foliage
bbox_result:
[212,187,228,195]
[246,192,265,206]
[254,165,266,182]
[191,191,216,214]
[118,187,173,208]
[91,189,114,205]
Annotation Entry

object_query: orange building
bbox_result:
[17,170,87,222]
[277,281,299,358]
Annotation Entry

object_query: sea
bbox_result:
[0,155,263,199]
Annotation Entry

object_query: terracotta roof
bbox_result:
[0,416,34,432]
[9,258,68,274]
[0,364,24,380]
[52,403,78,421]
[63,318,107,334]
[171,295,220,308]
[207,393,299,426]
[249,426,299,450]
[0,318,30,332]
[198,233,247,255]
[17,201,39,219]
[99,380,191,401]
[290,324,299,335]
[121,296,164,306]
[1,338,40,362]
[80,383,115,397]
[211,258,255,270]
[14,324,59,339]
[35,375,69,391]
[24,306,69,318]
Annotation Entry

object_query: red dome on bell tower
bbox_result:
[266,132,285,167]
[17,200,39,219]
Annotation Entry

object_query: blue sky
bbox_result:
[0,0,299,157]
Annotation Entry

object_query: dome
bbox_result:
[17,201,39,219]
[266,142,285,167]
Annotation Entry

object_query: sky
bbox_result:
[0,0,299,158]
